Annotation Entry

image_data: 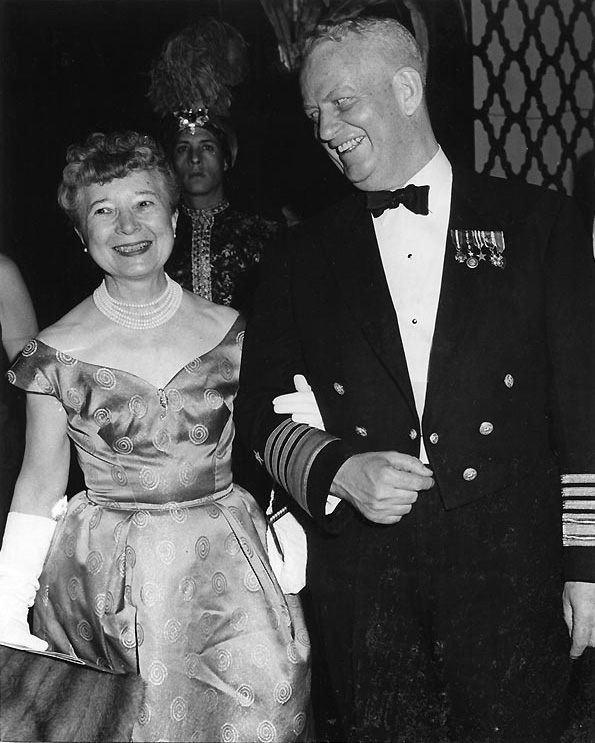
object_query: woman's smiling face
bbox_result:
[77,169,177,280]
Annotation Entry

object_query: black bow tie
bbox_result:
[365,184,430,217]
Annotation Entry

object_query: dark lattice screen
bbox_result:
[472,0,594,196]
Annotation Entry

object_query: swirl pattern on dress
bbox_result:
[94,368,116,390]
[65,387,84,411]
[196,536,210,560]
[204,388,224,409]
[184,357,202,374]
[164,618,182,643]
[221,722,240,742]
[170,696,187,722]
[21,339,37,356]
[179,576,197,601]
[157,540,176,564]
[148,660,168,685]
[274,680,293,705]
[189,424,209,445]
[139,467,159,491]
[257,720,276,743]
[113,436,133,454]
[128,395,148,418]
[111,465,128,487]
[166,388,184,411]
[140,582,163,607]
[77,620,93,641]
[236,683,255,707]
[56,351,77,366]
[94,407,112,426]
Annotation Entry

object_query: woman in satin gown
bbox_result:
[0,131,311,742]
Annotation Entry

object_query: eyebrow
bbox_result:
[87,190,160,213]
[176,137,220,146]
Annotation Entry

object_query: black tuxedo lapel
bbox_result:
[427,169,509,403]
[323,195,417,417]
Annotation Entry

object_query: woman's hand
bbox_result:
[272,374,325,430]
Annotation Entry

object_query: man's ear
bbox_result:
[393,67,424,116]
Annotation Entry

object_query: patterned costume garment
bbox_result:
[166,203,279,310]
[7,317,311,743]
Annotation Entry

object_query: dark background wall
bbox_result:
[0,0,472,328]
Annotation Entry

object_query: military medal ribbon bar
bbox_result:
[451,229,506,269]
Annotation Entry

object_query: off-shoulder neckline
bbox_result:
[26,315,243,392]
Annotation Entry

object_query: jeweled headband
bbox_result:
[173,107,211,135]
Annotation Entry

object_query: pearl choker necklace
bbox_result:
[93,274,183,330]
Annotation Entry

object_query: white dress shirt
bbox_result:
[373,147,453,462]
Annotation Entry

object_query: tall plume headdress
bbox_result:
[148,18,249,159]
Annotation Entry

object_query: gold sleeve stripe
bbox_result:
[561,474,595,484]
[264,419,340,516]
[562,474,595,546]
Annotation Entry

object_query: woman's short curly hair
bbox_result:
[57,131,181,230]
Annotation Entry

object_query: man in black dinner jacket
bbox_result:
[236,13,595,742]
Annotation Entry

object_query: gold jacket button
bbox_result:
[463,467,477,481]
[504,374,514,388]
[429,432,439,445]
[355,426,368,437]
[479,421,494,435]
[409,429,418,440]
[333,382,345,395]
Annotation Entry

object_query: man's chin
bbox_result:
[344,169,379,191]
[184,185,213,197]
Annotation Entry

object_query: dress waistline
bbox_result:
[83,484,234,511]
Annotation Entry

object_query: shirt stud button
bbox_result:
[333,382,345,395]
[355,426,368,437]
[479,421,494,435]
[463,467,477,481]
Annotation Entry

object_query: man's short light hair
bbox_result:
[301,16,426,85]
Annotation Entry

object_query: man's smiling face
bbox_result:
[300,33,417,192]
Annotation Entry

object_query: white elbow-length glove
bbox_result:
[0,511,57,651]
[268,374,325,593]
[272,374,325,430]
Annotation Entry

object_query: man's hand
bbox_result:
[330,451,434,524]
[562,581,595,658]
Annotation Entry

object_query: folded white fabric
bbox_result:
[0,511,57,651]
[266,507,308,594]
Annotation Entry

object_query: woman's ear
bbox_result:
[74,228,88,252]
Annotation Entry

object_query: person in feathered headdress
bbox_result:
[148,18,280,313]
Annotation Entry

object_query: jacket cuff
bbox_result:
[563,547,595,583]
[562,474,595,582]
[262,419,353,531]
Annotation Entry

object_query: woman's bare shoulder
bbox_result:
[37,296,97,352]
[182,291,239,326]
[0,252,17,275]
